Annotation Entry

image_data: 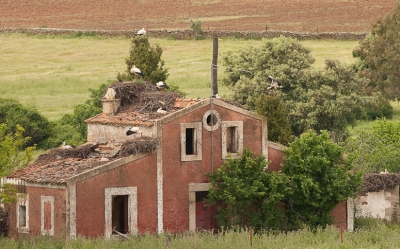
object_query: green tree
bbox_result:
[353,2,400,100]
[117,36,169,83]
[0,124,36,203]
[53,83,108,148]
[288,60,367,141]
[222,36,314,110]
[206,149,290,231]
[0,98,52,148]
[345,119,400,173]
[223,36,368,141]
[281,130,361,228]
[255,93,291,145]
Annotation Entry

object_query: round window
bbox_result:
[203,110,221,131]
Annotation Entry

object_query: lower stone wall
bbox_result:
[0,28,368,40]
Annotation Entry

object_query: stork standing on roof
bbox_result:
[156,81,170,90]
[267,75,283,90]
[137,28,147,36]
[130,65,143,79]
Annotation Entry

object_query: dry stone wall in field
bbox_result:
[0,28,368,41]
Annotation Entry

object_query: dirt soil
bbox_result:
[0,0,398,33]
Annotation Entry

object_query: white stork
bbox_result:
[60,141,73,149]
[126,126,141,136]
[157,107,167,114]
[156,81,170,90]
[130,65,143,79]
[137,28,147,36]
[267,76,283,90]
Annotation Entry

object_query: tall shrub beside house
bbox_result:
[206,149,290,231]
[281,130,361,228]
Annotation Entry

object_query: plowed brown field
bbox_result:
[0,0,398,32]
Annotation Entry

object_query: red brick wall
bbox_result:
[268,146,286,172]
[75,153,158,237]
[161,105,265,232]
[331,201,347,228]
[5,186,66,238]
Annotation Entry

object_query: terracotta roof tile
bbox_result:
[85,112,155,127]
[9,157,111,184]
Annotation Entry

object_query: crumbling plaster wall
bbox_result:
[355,187,400,222]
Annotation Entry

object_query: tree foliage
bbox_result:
[0,124,36,203]
[117,36,169,83]
[222,36,369,142]
[52,83,108,148]
[206,149,289,231]
[281,130,361,228]
[345,119,400,173]
[353,2,400,100]
[288,60,367,141]
[0,98,52,148]
[222,36,314,110]
[255,93,291,145]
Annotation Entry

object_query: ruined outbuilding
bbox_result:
[353,173,400,222]
[3,81,351,238]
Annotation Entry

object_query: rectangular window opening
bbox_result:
[195,191,209,202]
[112,195,129,235]
[185,128,196,155]
[19,205,27,228]
[227,126,238,153]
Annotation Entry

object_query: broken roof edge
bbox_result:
[3,177,67,188]
[66,151,154,185]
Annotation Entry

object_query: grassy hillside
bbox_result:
[0,33,359,121]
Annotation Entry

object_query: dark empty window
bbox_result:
[206,114,218,127]
[195,191,209,202]
[226,126,238,153]
[186,128,196,155]
[112,195,129,234]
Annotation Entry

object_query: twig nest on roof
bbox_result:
[358,173,400,195]
[119,136,160,158]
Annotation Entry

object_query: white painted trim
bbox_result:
[347,197,354,232]
[221,121,243,159]
[180,122,203,161]
[104,187,138,239]
[202,110,221,131]
[157,124,163,234]
[3,178,66,189]
[188,183,212,232]
[41,196,55,236]
[16,194,29,233]
[69,183,76,238]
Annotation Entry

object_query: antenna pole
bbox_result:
[212,36,218,96]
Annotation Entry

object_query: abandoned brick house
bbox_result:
[3,82,351,238]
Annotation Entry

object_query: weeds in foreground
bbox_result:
[1,219,399,249]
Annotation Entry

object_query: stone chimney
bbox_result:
[101,88,121,114]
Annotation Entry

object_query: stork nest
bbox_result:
[119,136,160,158]
[358,173,400,196]
[107,81,183,113]
[34,143,96,164]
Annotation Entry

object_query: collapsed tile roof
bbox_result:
[8,81,203,184]
[85,81,203,126]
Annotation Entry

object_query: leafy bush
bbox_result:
[207,149,289,232]
[0,98,52,148]
[281,130,361,228]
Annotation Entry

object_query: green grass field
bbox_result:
[0,219,399,248]
[0,33,359,121]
